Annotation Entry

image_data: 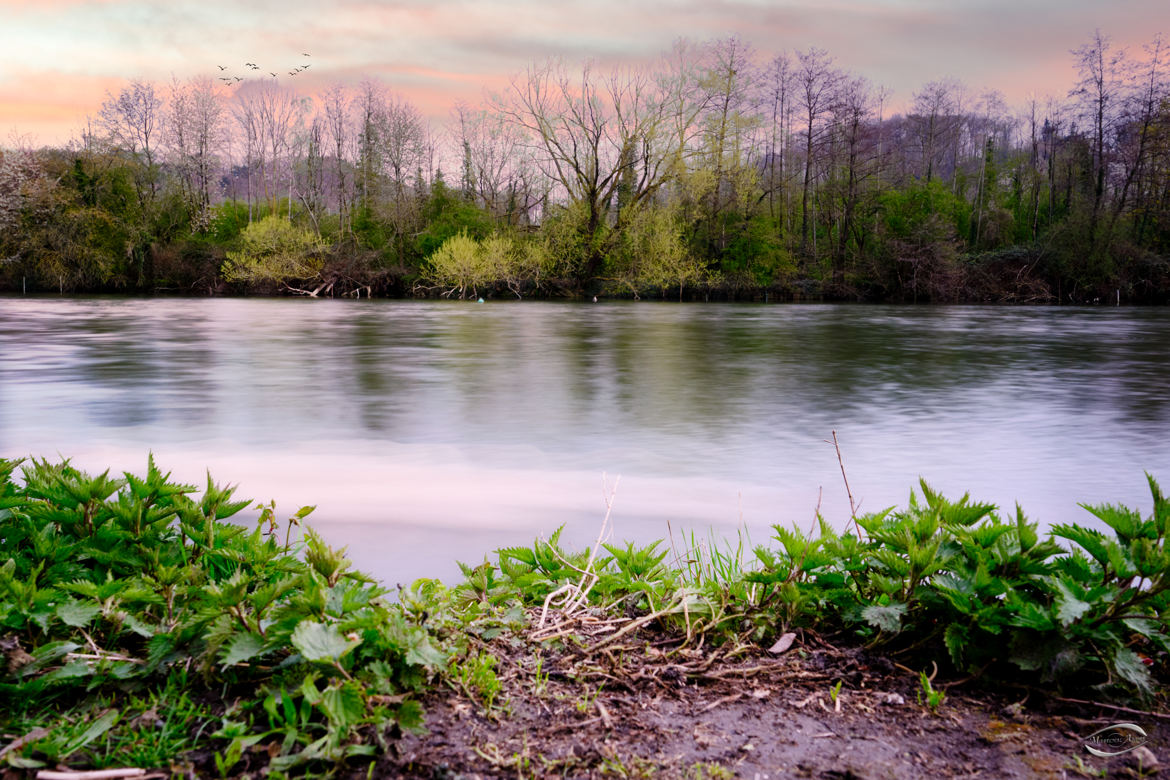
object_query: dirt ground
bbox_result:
[374,618,1167,779]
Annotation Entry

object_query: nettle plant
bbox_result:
[745,477,1170,694]
[460,476,1167,696]
[0,456,448,774]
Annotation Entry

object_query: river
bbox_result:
[1,297,1167,585]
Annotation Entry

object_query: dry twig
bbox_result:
[36,770,149,780]
[830,430,863,538]
[0,727,50,759]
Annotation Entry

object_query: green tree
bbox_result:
[221,215,324,284]
[425,230,495,298]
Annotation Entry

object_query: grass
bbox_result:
[1,455,1168,776]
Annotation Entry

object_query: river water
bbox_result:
[1,297,1167,584]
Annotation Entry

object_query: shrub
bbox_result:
[221,215,324,284]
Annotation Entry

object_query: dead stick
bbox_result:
[37,770,147,780]
[588,599,682,651]
[1049,695,1170,721]
[699,692,744,713]
[831,430,863,538]
[0,727,50,759]
[595,699,614,729]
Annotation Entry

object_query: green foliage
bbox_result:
[455,652,502,713]
[207,201,251,243]
[424,229,550,298]
[879,180,970,243]
[719,214,796,287]
[0,455,446,775]
[415,176,494,259]
[470,472,1169,698]
[611,205,707,299]
[424,230,493,298]
[221,214,325,283]
[918,670,946,711]
[3,455,1166,774]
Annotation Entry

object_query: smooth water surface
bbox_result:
[2,298,1168,584]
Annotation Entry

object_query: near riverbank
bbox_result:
[1,457,1167,778]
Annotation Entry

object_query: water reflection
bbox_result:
[1,297,1168,583]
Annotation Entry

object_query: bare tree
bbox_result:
[828,75,878,284]
[493,56,697,280]
[453,102,537,223]
[762,52,794,226]
[99,79,163,204]
[1070,29,1126,235]
[795,48,841,252]
[910,78,962,185]
[321,83,354,234]
[696,36,761,254]
[232,86,263,222]
[355,79,385,208]
[166,76,226,225]
[1111,34,1168,244]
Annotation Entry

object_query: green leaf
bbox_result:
[221,632,266,667]
[1052,578,1091,627]
[1051,524,1111,567]
[42,658,94,682]
[404,631,448,669]
[121,612,154,638]
[1009,600,1055,631]
[62,709,119,758]
[861,602,907,634]
[291,620,359,662]
[1111,647,1153,693]
[944,623,968,668]
[320,681,365,731]
[394,699,425,732]
[55,599,100,628]
[1079,501,1145,542]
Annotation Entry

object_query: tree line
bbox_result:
[2,31,1169,302]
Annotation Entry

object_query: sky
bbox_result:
[2,0,1168,147]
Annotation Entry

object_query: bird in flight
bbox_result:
[302,53,310,57]
[217,65,226,70]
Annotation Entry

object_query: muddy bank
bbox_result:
[370,617,1167,779]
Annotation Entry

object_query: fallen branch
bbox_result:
[36,770,147,780]
[1049,695,1170,721]
[699,691,744,713]
[535,475,619,629]
[586,598,683,652]
[0,727,50,759]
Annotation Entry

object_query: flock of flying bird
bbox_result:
[215,53,311,84]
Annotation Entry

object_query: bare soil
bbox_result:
[372,614,1168,779]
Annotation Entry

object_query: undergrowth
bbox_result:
[1,456,1167,777]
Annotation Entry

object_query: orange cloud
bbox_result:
[0,70,128,145]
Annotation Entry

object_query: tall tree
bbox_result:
[321,83,354,236]
[795,48,840,253]
[910,78,962,185]
[165,76,225,225]
[694,36,762,258]
[492,58,688,282]
[1070,29,1126,241]
[99,79,163,206]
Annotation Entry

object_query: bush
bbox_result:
[221,215,324,284]
[0,456,445,774]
